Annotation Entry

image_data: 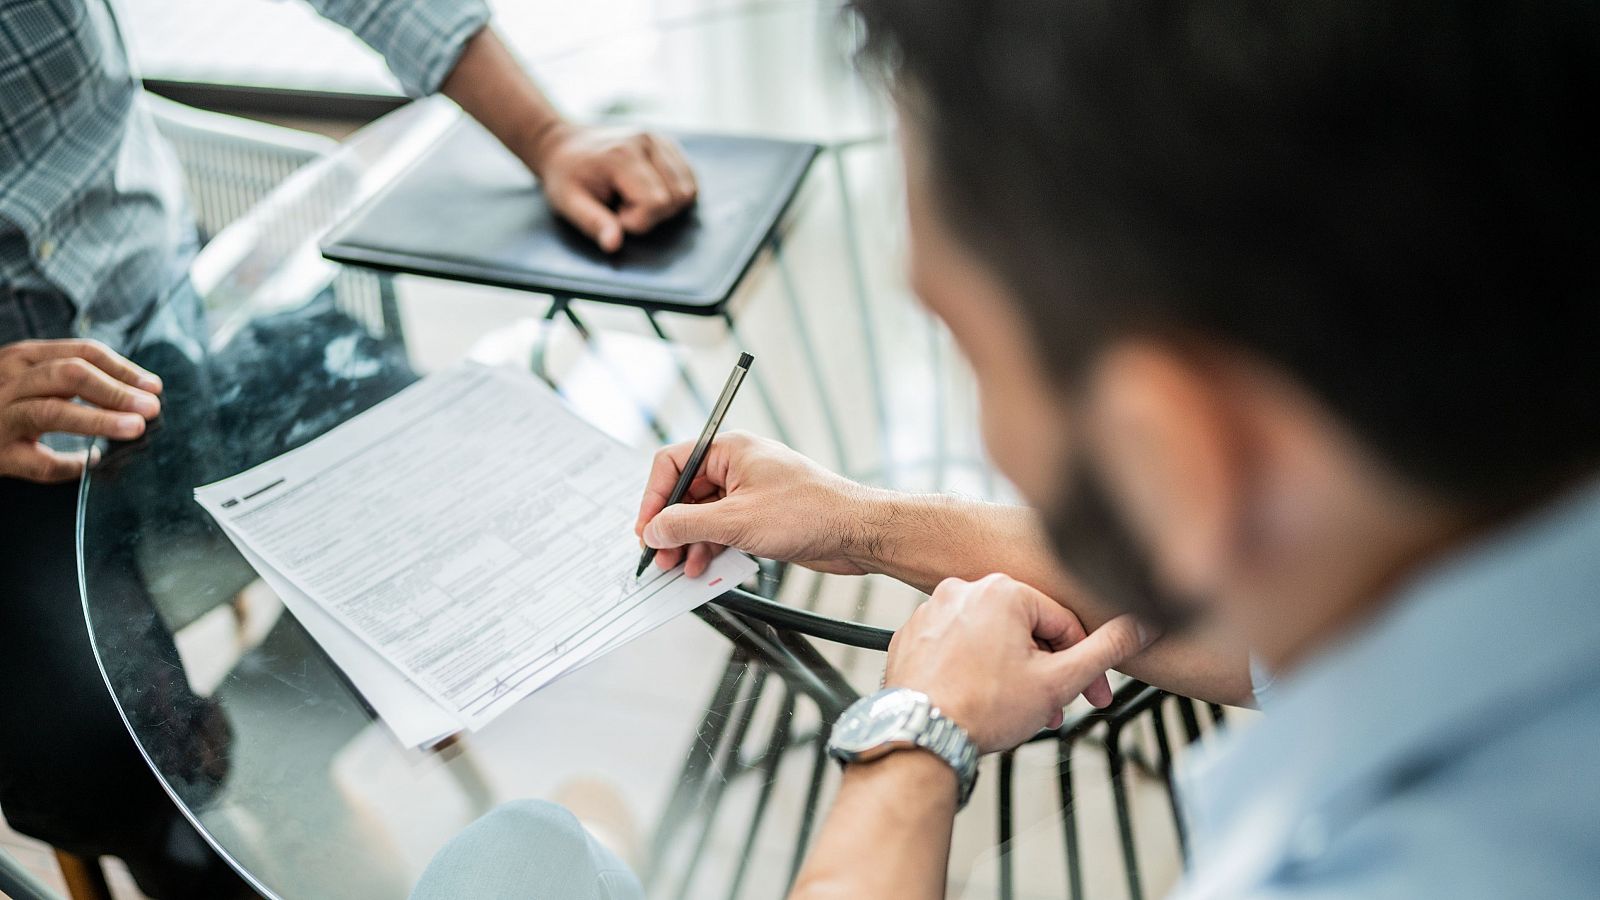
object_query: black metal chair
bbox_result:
[628,574,1223,900]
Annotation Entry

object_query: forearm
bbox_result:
[789,751,956,900]
[439,27,568,176]
[853,490,1254,706]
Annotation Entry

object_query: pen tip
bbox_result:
[738,352,754,368]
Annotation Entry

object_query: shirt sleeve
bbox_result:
[303,0,492,97]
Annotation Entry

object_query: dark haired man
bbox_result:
[646,0,1600,894]
[416,0,1600,896]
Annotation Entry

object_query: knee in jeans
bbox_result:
[476,799,589,852]
[415,799,643,900]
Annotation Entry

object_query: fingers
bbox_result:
[685,542,717,578]
[966,575,1122,710]
[4,340,161,393]
[550,187,624,253]
[1083,672,1114,709]
[1039,615,1152,707]
[634,432,763,573]
[1015,585,1114,707]
[12,357,161,416]
[1016,583,1090,652]
[3,398,147,441]
[533,126,699,252]
[613,169,677,235]
[0,442,92,484]
[652,545,685,571]
[636,440,697,536]
[610,135,693,235]
[635,432,754,537]
[647,541,725,575]
[644,134,698,207]
[643,499,738,550]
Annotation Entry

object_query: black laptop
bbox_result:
[320,118,820,315]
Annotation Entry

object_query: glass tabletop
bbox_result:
[77,4,1173,899]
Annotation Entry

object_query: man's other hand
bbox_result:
[530,124,698,254]
[0,339,163,483]
[635,432,880,578]
[885,574,1151,753]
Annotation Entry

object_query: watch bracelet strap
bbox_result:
[916,708,979,808]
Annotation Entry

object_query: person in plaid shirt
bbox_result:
[0,2,697,896]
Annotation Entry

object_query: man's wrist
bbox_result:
[512,115,573,179]
[840,745,961,812]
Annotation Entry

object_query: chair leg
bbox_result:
[1105,728,1145,900]
[997,751,1015,900]
[53,850,111,900]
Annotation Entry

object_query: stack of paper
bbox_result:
[195,363,757,748]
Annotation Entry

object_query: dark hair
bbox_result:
[853,0,1600,511]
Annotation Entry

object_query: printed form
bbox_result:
[196,364,756,745]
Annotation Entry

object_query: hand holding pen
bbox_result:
[634,353,752,578]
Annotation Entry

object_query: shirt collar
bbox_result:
[1177,477,1600,892]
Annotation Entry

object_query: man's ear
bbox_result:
[1083,340,1241,599]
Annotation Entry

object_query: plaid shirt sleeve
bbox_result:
[304,0,492,97]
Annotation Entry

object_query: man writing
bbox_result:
[632,0,1598,896]
[1,1,696,895]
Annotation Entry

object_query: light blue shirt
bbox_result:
[1172,479,1600,898]
[0,0,489,346]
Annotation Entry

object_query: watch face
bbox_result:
[833,689,922,752]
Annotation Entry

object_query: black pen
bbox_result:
[637,352,754,578]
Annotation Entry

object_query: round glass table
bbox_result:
[79,4,1203,898]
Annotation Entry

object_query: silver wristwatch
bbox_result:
[827,688,980,808]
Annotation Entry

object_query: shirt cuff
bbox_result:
[320,0,492,97]
[1248,655,1277,709]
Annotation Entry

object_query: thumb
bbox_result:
[643,501,737,550]
[1038,615,1153,704]
[552,188,623,253]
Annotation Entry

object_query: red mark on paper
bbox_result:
[709,578,723,587]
